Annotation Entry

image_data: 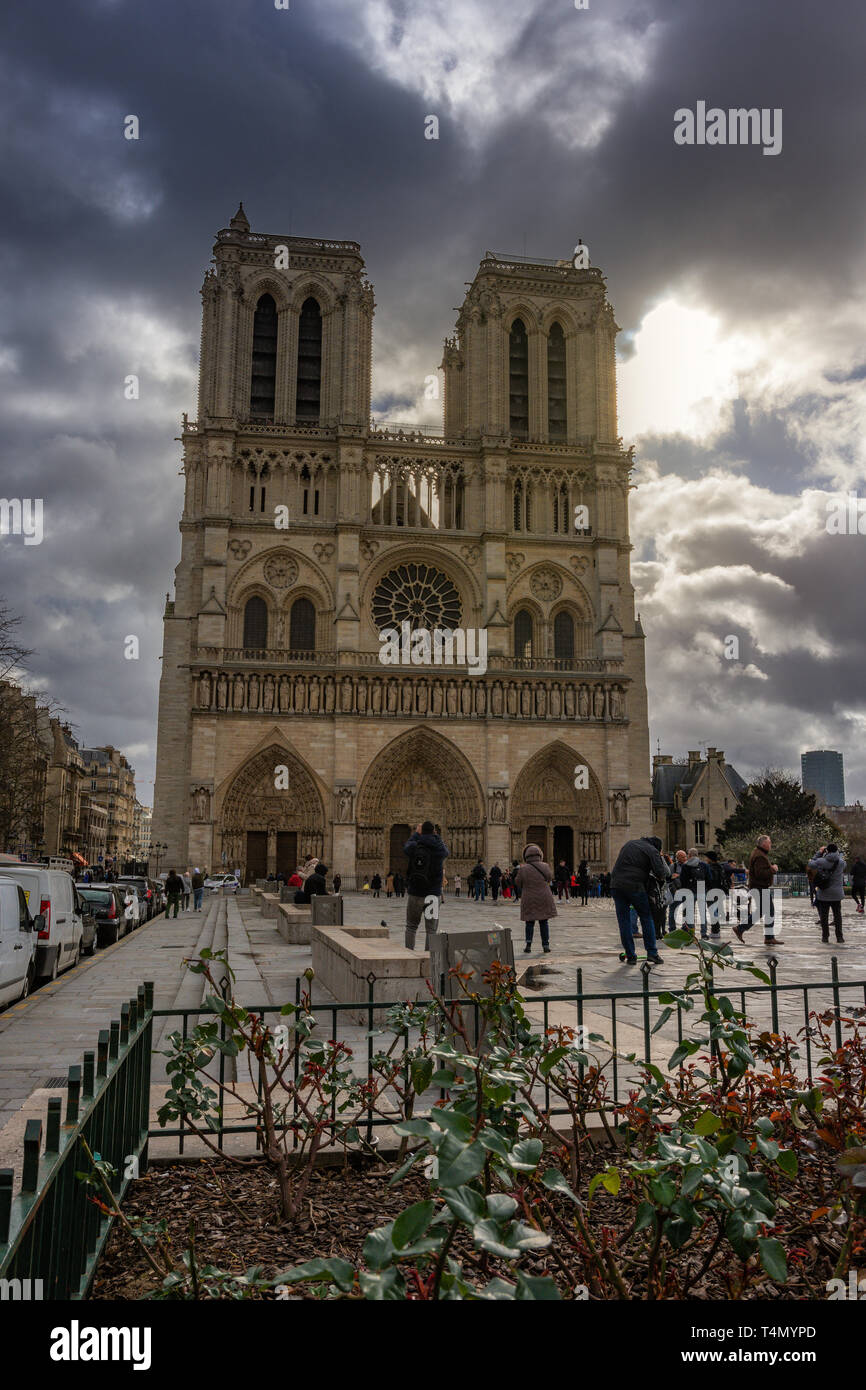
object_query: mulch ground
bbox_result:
[91,1148,857,1300]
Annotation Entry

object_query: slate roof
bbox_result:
[652,760,747,807]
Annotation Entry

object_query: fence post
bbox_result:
[0,1169,11,1243]
[641,964,652,1065]
[65,1065,81,1125]
[768,958,779,1035]
[366,974,376,1145]
[22,1119,42,1193]
[831,956,843,1050]
[576,967,585,1082]
[46,1097,62,1154]
[97,1029,109,1078]
[82,1052,95,1102]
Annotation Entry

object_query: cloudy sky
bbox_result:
[1,0,865,807]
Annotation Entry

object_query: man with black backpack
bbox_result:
[403,821,450,951]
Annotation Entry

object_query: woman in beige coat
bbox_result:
[514,843,558,954]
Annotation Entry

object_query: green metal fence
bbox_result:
[0,982,153,1301]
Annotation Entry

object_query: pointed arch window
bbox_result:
[547,321,567,439]
[243,596,268,651]
[296,298,322,422]
[509,318,529,437]
[554,611,575,660]
[289,597,315,650]
[514,609,533,660]
[250,294,277,419]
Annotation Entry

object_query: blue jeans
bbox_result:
[613,888,658,958]
[193,887,203,910]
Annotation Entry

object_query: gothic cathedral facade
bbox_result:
[152,205,651,886]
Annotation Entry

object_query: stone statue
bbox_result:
[263,674,275,711]
[216,674,228,710]
[198,672,211,708]
[490,790,507,824]
[507,682,518,716]
[232,675,244,710]
[386,679,398,713]
[357,679,368,714]
[474,683,486,715]
[461,682,472,716]
[491,682,503,716]
[535,685,547,718]
[278,676,290,712]
[578,684,589,719]
[342,677,355,713]
[521,685,531,718]
[446,682,457,715]
[248,673,259,710]
[337,788,353,823]
[371,678,382,714]
[191,787,210,823]
[564,685,575,718]
[309,676,321,713]
[324,677,335,713]
[432,681,443,715]
[294,674,307,712]
[612,792,627,824]
[402,683,414,714]
[550,684,561,718]
[416,680,428,715]
[610,685,624,720]
[593,685,605,720]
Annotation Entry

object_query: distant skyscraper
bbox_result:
[801,749,845,808]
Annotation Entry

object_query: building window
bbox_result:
[509,319,529,437]
[296,298,322,421]
[289,597,315,650]
[553,611,574,660]
[249,294,277,418]
[547,321,566,439]
[514,609,533,660]
[242,596,268,650]
[695,820,706,845]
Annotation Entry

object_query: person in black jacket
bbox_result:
[610,836,670,964]
[294,863,328,903]
[403,822,449,951]
[489,863,502,901]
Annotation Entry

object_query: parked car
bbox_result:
[0,877,41,1006]
[116,876,157,921]
[148,877,166,913]
[77,884,128,946]
[74,888,97,956]
[203,873,240,893]
[0,866,84,980]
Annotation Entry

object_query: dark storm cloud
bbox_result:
[0,0,864,798]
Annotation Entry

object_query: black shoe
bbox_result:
[822,934,829,943]
[732,924,745,942]
[523,943,532,953]
[836,934,846,944]
[647,954,662,964]
[542,945,551,953]
[625,956,638,964]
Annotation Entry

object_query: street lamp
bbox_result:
[148,841,168,876]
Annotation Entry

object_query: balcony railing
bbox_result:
[191,646,621,675]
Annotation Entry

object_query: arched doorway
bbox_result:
[217,743,325,884]
[511,743,605,870]
[356,729,485,884]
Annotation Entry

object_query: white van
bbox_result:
[0,866,84,980]
[0,879,40,1006]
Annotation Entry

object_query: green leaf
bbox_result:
[433,1110,475,1140]
[758,1237,787,1283]
[394,1118,435,1138]
[281,1257,355,1291]
[755,1116,775,1136]
[392,1200,434,1250]
[410,1057,434,1094]
[508,1138,543,1172]
[388,1150,422,1188]
[602,1167,621,1195]
[541,1167,580,1205]
[358,1268,405,1300]
[443,1185,487,1225]
[478,1128,511,1158]
[776,1149,798,1177]
[651,1006,673,1035]
[485,1192,518,1221]
[634,1200,656,1232]
[437,1143,486,1190]
[362,1224,395,1271]
[649,1177,676,1207]
[693,1110,722,1136]
[514,1272,561,1300]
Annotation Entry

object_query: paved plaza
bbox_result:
[0,888,864,1173]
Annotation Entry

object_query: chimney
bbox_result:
[687,750,702,768]
[652,753,673,771]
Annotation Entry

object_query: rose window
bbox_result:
[372,564,462,632]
